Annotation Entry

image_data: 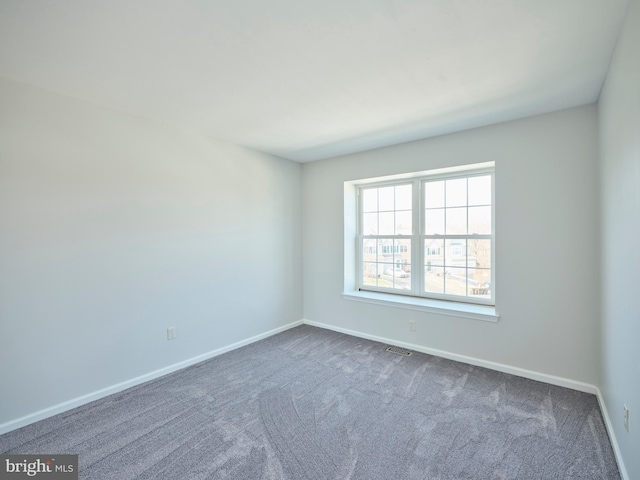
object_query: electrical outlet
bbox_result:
[624,405,629,432]
[409,321,416,332]
[167,327,176,340]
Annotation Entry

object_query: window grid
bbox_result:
[358,169,494,306]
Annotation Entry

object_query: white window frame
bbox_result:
[356,165,495,307]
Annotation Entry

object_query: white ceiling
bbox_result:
[0,1,628,162]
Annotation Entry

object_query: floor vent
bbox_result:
[386,346,412,356]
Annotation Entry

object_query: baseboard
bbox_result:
[302,319,597,394]
[596,388,629,480]
[0,320,304,436]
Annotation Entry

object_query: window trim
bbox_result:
[342,290,499,322]
[354,163,495,307]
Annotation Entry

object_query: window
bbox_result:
[357,166,494,306]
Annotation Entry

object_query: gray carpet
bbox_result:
[0,325,620,479]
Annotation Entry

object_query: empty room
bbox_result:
[0,1,638,479]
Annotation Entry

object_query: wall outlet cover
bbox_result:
[167,327,176,340]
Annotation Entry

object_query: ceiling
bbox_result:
[0,1,628,162]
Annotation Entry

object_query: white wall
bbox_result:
[303,105,600,385]
[598,0,640,477]
[0,77,303,426]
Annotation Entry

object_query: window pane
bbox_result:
[425,208,444,235]
[363,212,378,235]
[395,184,412,210]
[379,187,394,211]
[424,239,444,266]
[446,207,467,234]
[395,210,412,235]
[379,240,392,258]
[468,175,491,206]
[362,262,378,286]
[379,211,394,235]
[445,267,467,295]
[469,269,491,298]
[468,239,491,269]
[445,240,467,267]
[425,239,444,294]
[468,206,491,234]
[362,239,378,261]
[363,188,378,212]
[446,178,467,207]
[393,239,411,271]
[425,267,444,294]
[425,181,444,208]
[378,262,395,288]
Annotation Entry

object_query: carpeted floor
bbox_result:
[0,325,620,479]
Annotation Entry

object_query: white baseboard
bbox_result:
[0,320,304,436]
[596,388,629,480]
[302,319,597,394]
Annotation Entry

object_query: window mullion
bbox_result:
[491,172,496,303]
[466,178,469,297]
[357,234,362,290]
[443,180,447,295]
[413,179,422,296]
[356,189,361,290]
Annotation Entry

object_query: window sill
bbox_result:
[341,290,499,323]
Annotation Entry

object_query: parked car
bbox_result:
[385,267,408,278]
